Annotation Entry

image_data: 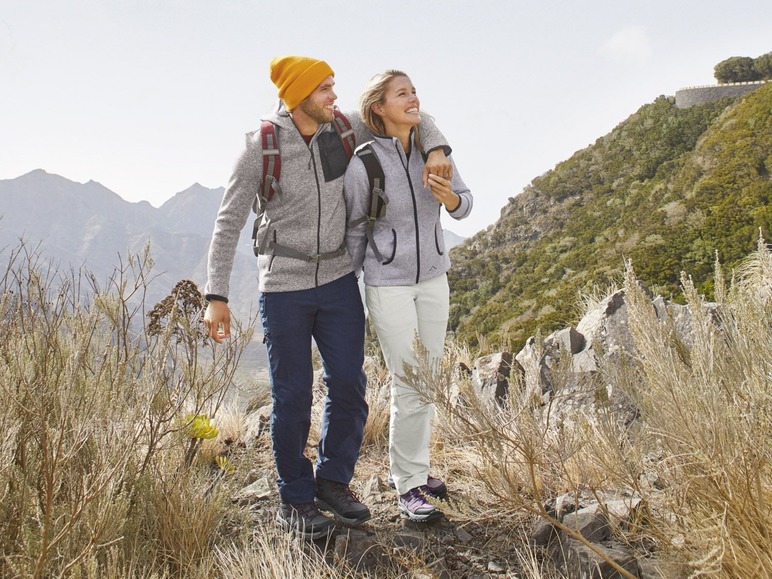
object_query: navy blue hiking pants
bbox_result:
[259,272,368,505]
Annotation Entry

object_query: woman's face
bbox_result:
[374,75,421,131]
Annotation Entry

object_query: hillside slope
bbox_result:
[449,84,772,349]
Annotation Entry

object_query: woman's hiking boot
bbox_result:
[422,476,448,499]
[275,501,335,540]
[315,477,371,526]
[398,487,443,523]
[388,474,448,499]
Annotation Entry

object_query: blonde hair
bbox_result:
[360,70,422,150]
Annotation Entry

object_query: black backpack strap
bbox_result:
[350,144,388,263]
[262,238,348,263]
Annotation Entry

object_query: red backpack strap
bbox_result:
[332,109,356,160]
[260,120,282,203]
[253,121,282,256]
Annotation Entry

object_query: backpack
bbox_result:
[251,109,357,259]
[249,111,389,264]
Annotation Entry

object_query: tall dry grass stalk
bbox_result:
[620,238,771,577]
[0,243,252,578]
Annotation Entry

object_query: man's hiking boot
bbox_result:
[315,477,371,526]
[388,474,448,499]
[276,501,335,540]
[398,487,443,523]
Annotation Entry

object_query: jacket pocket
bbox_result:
[382,229,397,265]
[318,132,349,182]
[434,222,445,256]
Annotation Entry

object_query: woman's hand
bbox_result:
[428,174,461,211]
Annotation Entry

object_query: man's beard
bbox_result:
[298,98,334,124]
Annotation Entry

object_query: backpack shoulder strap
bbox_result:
[351,143,388,263]
[259,120,282,204]
[252,120,283,256]
[332,109,356,159]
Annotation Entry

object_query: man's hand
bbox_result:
[423,148,453,188]
[204,300,231,343]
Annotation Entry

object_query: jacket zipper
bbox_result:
[395,140,421,284]
[310,150,322,287]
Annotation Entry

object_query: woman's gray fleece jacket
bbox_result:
[343,132,472,287]
[205,108,450,296]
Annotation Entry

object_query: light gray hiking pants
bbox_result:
[365,274,449,495]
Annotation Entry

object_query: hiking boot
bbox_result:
[422,476,448,500]
[276,501,335,540]
[315,477,371,526]
[388,474,448,499]
[398,487,443,523]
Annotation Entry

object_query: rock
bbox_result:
[575,290,633,360]
[531,518,557,546]
[241,403,272,445]
[562,504,611,542]
[333,529,387,571]
[545,326,586,356]
[454,527,474,544]
[555,538,640,578]
[515,336,551,400]
[471,352,513,407]
[393,528,426,550]
[232,476,272,503]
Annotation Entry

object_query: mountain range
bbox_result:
[0,170,466,322]
[0,170,257,314]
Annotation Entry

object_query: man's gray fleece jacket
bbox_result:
[344,132,472,287]
[205,107,450,296]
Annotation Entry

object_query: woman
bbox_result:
[343,70,473,522]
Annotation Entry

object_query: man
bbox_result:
[203,55,453,540]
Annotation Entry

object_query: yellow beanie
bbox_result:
[270,55,334,110]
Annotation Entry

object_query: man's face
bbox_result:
[297,75,337,124]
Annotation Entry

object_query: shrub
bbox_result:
[421,241,771,577]
[0,243,252,577]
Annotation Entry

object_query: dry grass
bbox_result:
[411,237,771,578]
[617,240,772,577]
[1,237,769,578]
[0,244,251,578]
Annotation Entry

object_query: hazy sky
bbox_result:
[1,1,770,237]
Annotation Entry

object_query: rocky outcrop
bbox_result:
[458,288,719,577]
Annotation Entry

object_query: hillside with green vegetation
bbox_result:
[449,83,772,350]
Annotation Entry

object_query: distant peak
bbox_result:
[180,182,217,193]
[21,168,52,177]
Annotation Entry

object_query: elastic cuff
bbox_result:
[447,196,462,213]
[426,145,452,156]
[205,293,229,304]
